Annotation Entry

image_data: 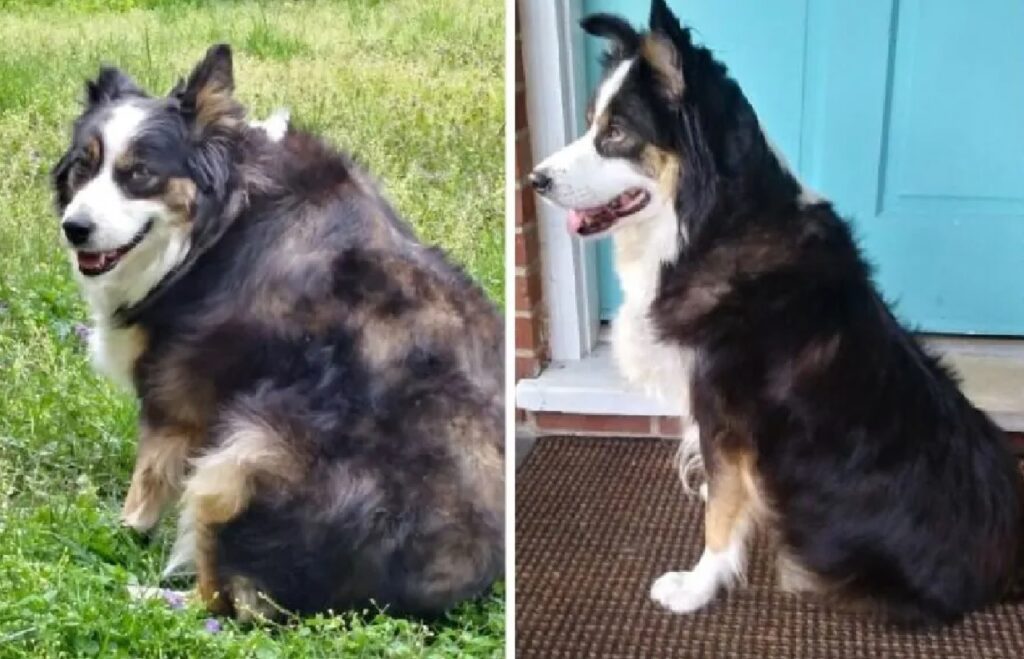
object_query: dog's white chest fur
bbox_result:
[609,208,692,410]
[88,321,146,391]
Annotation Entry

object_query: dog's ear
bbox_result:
[172,44,244,203]
[648,0,681,35]
[85,67,145,106]
[174,44,242,133]
[641,34,685,101]
[643,1,693,101]
[580,13,640,58]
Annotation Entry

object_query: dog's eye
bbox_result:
[129,163,152,181]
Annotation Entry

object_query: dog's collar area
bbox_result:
[76,219,154,277]
[568,188,650,236]
[113,200,243,328]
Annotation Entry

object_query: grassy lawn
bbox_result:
[0,1,504,656]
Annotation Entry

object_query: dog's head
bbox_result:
[530,0,764,241]
[52,44,246,311]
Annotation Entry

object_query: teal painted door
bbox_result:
[586,0,1024,336]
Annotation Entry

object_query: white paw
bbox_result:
[650,570,718,614]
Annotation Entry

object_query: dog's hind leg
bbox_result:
[121,423,195,533]
[651,448,755,613]
[165,411,302,617]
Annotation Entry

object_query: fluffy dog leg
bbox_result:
[652,451,752,613]
[121,424,194,533]
[166,411,301,615]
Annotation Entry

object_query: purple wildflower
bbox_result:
[204,618,222,634]
[73,322,91,343]
[161,590,185,610]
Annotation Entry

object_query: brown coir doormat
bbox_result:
[515,436,1024,659]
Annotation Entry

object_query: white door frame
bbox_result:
[519,0,600,361]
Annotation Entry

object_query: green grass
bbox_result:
[0,1,505,656]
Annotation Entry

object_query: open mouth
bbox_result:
[75,220,153,277]
[567,188,651,236]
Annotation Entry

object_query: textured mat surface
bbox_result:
[515,436,1024,659]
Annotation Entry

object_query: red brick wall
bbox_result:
[514,9,548,388]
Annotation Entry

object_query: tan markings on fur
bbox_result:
[113,148,134,172]
[147,351,216,430]
[358,304,461,369]
[163,177,197,218]
[186,414,302,526]
[183,413,302,615]
[85,136,101,168]
[641,34,685,98]
[736,451,773,522]
[228,575,279,623]
[704,449,754,552]
[195,521,230,615]
[728,454,823,595]
[121,424,197,532]
[359,320,408,366]
[449,413,504,515]
[195,84,241,132]
[641,145,681,200]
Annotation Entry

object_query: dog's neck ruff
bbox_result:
[113,190,246,327]
[608,203,691,407]
[613,203,682,287]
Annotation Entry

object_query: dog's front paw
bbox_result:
[121,498,161,534]
[650,570,718,614]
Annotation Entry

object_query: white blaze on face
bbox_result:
[64,102,191,316]
[532,58,670,236]
[534,59,640,211]
[63,103,160,252]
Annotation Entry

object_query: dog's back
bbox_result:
[132,127,504,618]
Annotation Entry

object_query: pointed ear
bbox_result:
[645,1,698,101]
[641,34,685,100]
[580,13,640,57]
[174,44,242,131]
[167,76,185,99]
[172,45,243,203]
[85,67,145,106]
[648,0,679,33]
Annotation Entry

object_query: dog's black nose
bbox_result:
[62,214,95,247]
[528,169,552,194]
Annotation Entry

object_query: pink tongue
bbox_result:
[77,251,115,270]
[567,210,586,233]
